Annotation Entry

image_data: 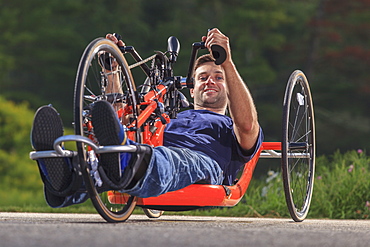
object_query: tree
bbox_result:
[1,0,369,154]
[0,0,147,124]
[308,0,370,153]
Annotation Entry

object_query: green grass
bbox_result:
[1,150,369,219]
[310,150,370,219]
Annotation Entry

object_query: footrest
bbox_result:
[30,150,77,160]
[30,135,140,160]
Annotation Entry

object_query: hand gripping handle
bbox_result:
[207,28,227,65]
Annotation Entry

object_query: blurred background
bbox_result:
[0,0,369,209]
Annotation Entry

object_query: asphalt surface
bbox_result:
[0,212,369,247]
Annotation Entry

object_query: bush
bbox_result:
[0,97,44,206]
[310,150,370,219]
[234,150,370,219]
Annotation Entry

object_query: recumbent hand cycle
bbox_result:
[30,33,315,223]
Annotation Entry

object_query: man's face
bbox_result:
[191,62,228,110]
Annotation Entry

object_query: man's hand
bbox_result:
[202,28,232,65]
[106,33,125,47]
[98,33,126,72]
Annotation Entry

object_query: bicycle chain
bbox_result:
[128,54,157,70]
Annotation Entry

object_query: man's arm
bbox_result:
[204,29,260,152]
[104,34,126,95]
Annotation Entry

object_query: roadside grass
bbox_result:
[310,150,370,219]
[1,150,369,219]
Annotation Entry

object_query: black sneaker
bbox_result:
[91,100,152,190]
[31,105,80,206]
[91,101,126,184]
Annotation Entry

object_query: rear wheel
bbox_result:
[281,70,315,222]
[142,208,164,218]
[74,38,140,223]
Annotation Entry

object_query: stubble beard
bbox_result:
[195,91,227,110]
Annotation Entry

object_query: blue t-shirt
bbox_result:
[163,109,263,185]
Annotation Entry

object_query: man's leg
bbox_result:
[91,101,224,198]
[31,105,86,207]
[32,102,223,206]
[121,146,224,198]
[91,101,152,190]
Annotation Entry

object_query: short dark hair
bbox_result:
[193,54,215,74]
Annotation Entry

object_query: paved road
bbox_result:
[0,212,369,247]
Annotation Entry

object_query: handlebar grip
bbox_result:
[211,45,227,65]
[193,42,205,49]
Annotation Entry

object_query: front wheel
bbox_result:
[74,38,140,223]
[281,70,315,222]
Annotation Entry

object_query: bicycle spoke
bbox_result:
[289,91,309,143]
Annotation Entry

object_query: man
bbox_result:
[31,28,263,207]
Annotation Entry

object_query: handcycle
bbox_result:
[30,33,315,223]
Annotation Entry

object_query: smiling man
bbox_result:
[163,42,262,186]
[31,28,263,207]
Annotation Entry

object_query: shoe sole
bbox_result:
[31,106,73,192]
[91,101,122,183]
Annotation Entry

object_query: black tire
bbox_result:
[281,70,315,222]
[74,38,140,223]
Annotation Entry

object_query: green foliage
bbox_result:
[0,98,32,153]
[0,96,78,208]
[0,96,44,205]
[311,150,370,219]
